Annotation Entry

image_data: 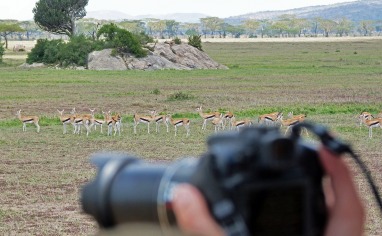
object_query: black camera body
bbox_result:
[82,125,328,236]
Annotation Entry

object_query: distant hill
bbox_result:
[86,0,382,24]
[86,11,208,23]
[225,0,382,24]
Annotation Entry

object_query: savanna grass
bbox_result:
[1,39,382,235]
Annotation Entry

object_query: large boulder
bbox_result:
[87,43,228,71]
[87,49,127,70]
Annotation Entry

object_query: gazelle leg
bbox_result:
[369,127,372,138]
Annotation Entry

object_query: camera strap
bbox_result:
[292,122,382,215]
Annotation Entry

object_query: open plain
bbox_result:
[1,38,382,235]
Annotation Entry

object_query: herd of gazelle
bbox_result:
[16,108,382,138]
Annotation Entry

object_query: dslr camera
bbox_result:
[82,123,333,236]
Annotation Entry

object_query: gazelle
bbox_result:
[258,112,282,126]
[196,106,220,130]
[57,109,75,134]
[70,108,91,136]
[279,115,306,135]
[288,112,307,122]
[166,115,190,137]
[111,112,122,136]
[222,111,235,130]
[362,118,382,138]
[231,117,252,131]
[133,111,153,134]
[89,109,105,134]
[102,111,121,136]
[150,110,169,133]
[358,111,373,128]
[211,114,224,133]
[16,110,40,133]
[110,111,123,132]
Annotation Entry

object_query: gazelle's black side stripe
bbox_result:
[140,117,150,122]
[62,118,70,123]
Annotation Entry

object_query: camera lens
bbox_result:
[81,153,197,230]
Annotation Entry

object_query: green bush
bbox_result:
[57,35,104,67]
[134,32,154,45]
[26,36,105,67]
[0,43,4,63]
[97,23,147,58]
[26,23,149,66]
[167,91,194,101]
[173,37,182,44]
[188,35,203,51]
[151,88,161,95]
[26,39,63,64]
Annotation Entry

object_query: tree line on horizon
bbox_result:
[0,0,382,48]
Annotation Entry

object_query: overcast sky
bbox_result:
[0,0,357,21]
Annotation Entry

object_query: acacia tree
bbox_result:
[200,17,224,37]
[33,0,89,37]
[0,23,25,49]
[335,17,353,37]
[318,18,336,37]
[359,20,374,36]
[244,19,260,37]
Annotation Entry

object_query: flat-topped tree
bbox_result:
[33,0,89,38]
[0,23,25,49]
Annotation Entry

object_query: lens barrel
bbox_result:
[81,153,197,229]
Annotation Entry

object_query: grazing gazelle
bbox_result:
[196,106,220,130]
[279,115,309,135]
[231,117,252,131]
[150,110,169,133]
[16,109,40,133]
[133,111,153,134]
[211,113,224,133]
[57,109,74,134]
[258,112,282,126]
[288,112,307,121]
[166,114,190,137]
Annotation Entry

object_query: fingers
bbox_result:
[319,147,365,236]
[172,184,225,236]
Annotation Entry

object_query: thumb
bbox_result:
[172,184,225,236]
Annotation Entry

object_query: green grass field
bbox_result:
[1,39,382,235]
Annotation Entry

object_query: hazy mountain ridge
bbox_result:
[86,11,208,23]
[226,0,382,24]
[86,0,382,23]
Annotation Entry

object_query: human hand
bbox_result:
[319,147,365,236]
[172,147,365,236]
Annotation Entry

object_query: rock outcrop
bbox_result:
[87,43,228,71]
[19,63,46,69]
